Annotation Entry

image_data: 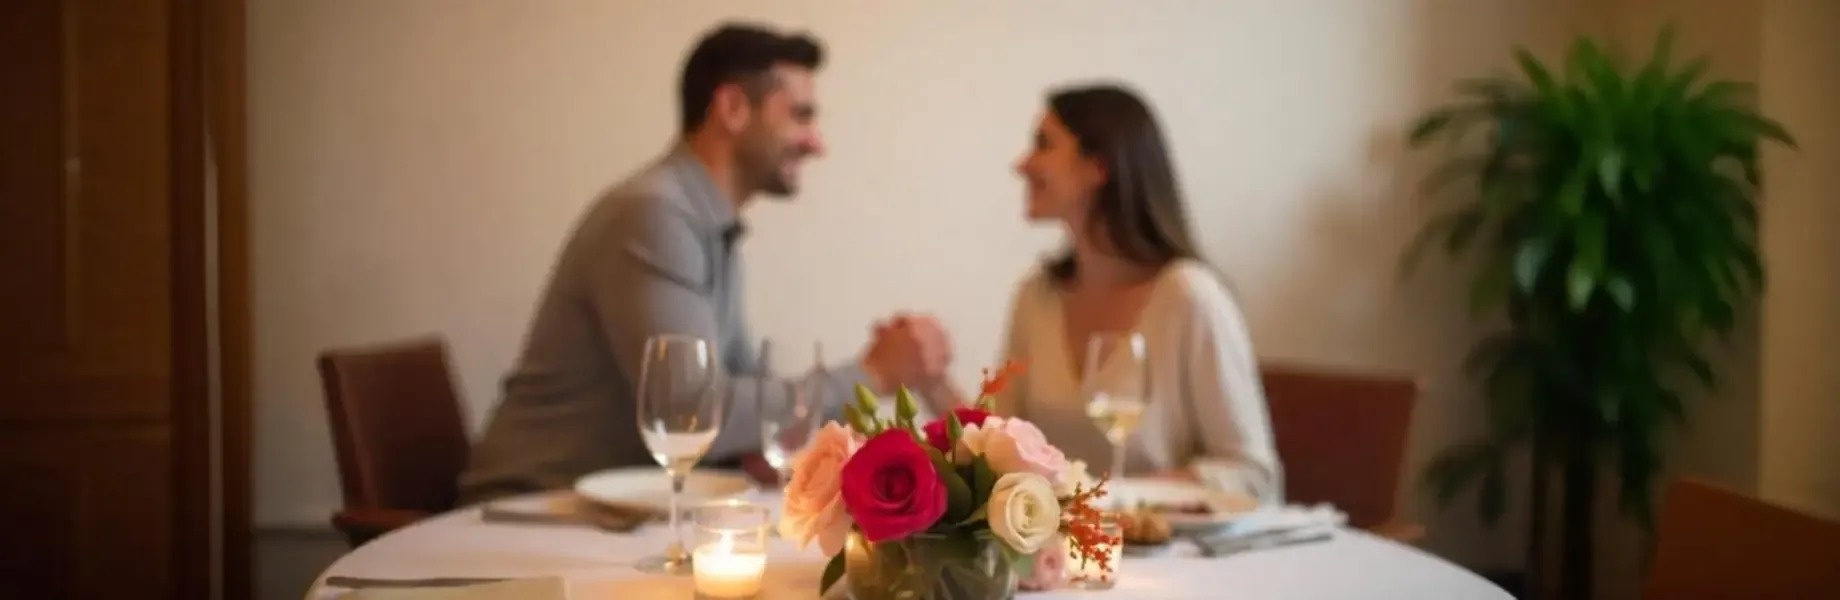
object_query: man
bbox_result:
[459,23,951,505]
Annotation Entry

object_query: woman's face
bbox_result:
[1015,110,1105,224]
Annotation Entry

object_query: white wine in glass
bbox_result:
[635,334,725,576]
[1083,331,1148,483]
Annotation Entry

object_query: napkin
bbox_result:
[338,577,568,600]
[1220,503,1347,539]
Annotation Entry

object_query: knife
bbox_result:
[478,506,651,533]
[323,576,513,589]
[1196,527,1334,558]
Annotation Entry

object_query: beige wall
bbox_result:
[250,0,1633,573]
[1758,0,1840,521]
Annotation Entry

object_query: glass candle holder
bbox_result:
[690,500,769,600]
[1069,513,1123,590]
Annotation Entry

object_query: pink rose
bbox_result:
[776,422,858,555]
[1019,534,1068,591]
[981,418,1071,486]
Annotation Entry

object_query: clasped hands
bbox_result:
[859,312,954,396]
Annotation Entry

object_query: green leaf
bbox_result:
[1598,150,1625,204]
[1463,333,1520,379]
[820,551,846,595]
[969,456,998,508]
[957,504,989,526]
[1409,108,1461,146]
[1469,261,1514,317]
[1567,261,1597,312]
[1675,349,1715,388]
[1656,389,1686,424]
[999,544,1035,580]
[946,411,965,449]
[1513,47,1559,98]
[1568,214,1607,311]
[1558,162,1590,216]
[1398,210,1469,277]
[1605,275,1636,311]
[926,446,974,525]
[1513,237,1554,292]
[1421,441,1496,506]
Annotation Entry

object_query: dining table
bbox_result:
[307,487,1512,599]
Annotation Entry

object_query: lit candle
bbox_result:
[692,532,766,599]
[1069,515,1122,590]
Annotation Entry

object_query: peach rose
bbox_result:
[953,416,1008,464]
[776,422,858,555]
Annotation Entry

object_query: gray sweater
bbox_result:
[458,143,869,504]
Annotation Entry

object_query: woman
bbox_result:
[925,83,1282,503]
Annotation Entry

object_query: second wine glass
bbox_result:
[1082,331,1148,484]
[758,339,823,487]
[635,334,726,575]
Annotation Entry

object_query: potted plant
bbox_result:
[776,362,1119,599]
[1399,26,1794,599]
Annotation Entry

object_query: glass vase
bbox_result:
[843,530,1017,600]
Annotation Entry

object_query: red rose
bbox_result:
[922,407,993,453]
[841,429,948,542]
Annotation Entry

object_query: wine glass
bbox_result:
[636,334,726,575]
[758,339,823,488]
[1082,331,1148,485]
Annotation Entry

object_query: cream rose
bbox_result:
[953,416,1008,464]
[987,472,1062,555]
[981,418,1071,486]
[1054,460,1094,497]
[776,422,857,555]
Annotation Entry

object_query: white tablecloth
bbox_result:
[309,492,1509,599]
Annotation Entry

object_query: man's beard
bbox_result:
[741,142,798,198]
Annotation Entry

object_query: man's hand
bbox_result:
[861,312,953,392]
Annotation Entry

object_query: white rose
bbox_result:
[987,472,1062,555]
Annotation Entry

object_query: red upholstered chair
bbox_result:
[318,336,469,547]
[1259,362,1423,542]
[1643,478,1840,599]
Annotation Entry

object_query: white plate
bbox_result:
[573,467,753,512]
[1105,478,1259,534]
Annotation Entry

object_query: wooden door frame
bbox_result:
[171,0,250,597]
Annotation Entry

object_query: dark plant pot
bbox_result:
[843,530,1017,600]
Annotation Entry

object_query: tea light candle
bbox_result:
[1069,515,1123,590]
[692,532,766,599]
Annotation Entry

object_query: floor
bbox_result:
[256,528,349,600]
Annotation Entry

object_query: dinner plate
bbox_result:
[1104,477,1259,534]
[572,467,753,512]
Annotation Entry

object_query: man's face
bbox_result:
[736,64,824,198]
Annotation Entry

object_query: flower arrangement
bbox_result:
[777,362,1119,598]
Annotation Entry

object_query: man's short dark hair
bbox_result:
[679,23,824,134]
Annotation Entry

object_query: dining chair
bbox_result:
[1643,478,1840,599]
[318,336,470,547]
[1259,361,1423,543]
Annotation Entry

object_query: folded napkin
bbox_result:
[338,577,567,600]
[1220,503,1347,538]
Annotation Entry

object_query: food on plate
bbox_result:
[1119,507,1173,545]
[1147,500,1214,515]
